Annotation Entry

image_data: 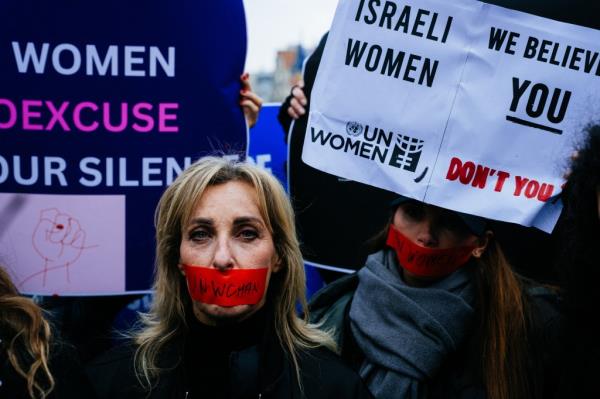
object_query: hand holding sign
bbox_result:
[287,81,308,119]
[303,0,600,232]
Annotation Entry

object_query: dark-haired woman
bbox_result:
[310,198,562,399]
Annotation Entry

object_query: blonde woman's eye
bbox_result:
[239,229,258,241]
[190,230,210,241]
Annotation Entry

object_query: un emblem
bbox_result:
[346,121,363,137]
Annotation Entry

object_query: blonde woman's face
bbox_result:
[178,181,280,325]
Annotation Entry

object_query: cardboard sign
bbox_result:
[302,0,600,232]
[0,0,247,295]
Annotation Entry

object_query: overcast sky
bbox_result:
[243,0,338,74]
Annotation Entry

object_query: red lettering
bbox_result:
[537,183,554,202]
[494,171,510,192]
[459,161,476,184]
[524,180,540,198]
[471,165,491,189]
[513,176,529,196]
[446,157,462,181]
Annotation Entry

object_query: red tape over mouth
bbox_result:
[386,227,475,278]
[182,265,268,307]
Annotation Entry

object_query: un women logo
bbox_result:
[345,121,363,137]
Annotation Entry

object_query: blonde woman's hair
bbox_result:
[0,267,55,399]
[134,156,335,390]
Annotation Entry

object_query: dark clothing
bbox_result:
[0,336,94,399]
[278,33,395,274]
[277,33,327,142]
[86,308,372,399]
[309,250,562,399]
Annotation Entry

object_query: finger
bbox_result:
[287,106,300,120]
[240,99,260,116]
[240,77,251,91]
[63,218,82,245]
[291,86,307,106]
[71,230,86,249]
[290,97,306,116]
[240,90,263,108]
[41,208,59,222]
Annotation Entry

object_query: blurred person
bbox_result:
[0,267,92,399]
[557,124,600,398]
[278,33,395,279]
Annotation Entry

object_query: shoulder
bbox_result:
[87,341,137,370]
[522,280,563,330]
[308,273,358,344]
[85,342,144,399]
[309,273,359,319]
[297,346,372,399]
[47,340,96,398]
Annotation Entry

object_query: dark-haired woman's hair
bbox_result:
[368,213,533,399]
[558,124,600,396]
[0,267,55,398]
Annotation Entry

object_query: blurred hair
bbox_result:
[558,125,600,395]
[133,156,335,390]
[561,124,600,307]
[0,267,55,398]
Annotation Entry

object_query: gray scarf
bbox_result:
[349,249,476,399]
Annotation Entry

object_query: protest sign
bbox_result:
[247,104,288,187]
[302,0,600,232]
[0,0,248,295]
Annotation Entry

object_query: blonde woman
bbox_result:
[0,267,91,399]
[87,157,371,399]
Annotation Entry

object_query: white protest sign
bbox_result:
[302,0,600,232]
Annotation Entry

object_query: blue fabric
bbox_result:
[349,249,476,399]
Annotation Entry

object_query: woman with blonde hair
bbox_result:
[0,266,92,398]
[87,156,371,398]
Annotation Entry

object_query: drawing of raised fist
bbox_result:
[32,208,86,266]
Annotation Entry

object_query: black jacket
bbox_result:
[309,272,562,399]
[0,337,94,399]
[86,310,372,399]
[277,33,396,274]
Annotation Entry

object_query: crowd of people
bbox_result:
[2,114,599,398]
[3,8,600,399]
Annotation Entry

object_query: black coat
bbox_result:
[309,272,562,399]
[86,312,372,399]
[277,33,396,275]
[0,338,95,399]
